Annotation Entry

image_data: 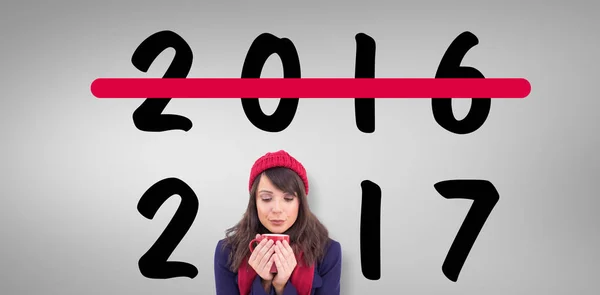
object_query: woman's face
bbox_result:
[255,174,300,234]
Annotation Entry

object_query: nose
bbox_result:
[272,198,283,213]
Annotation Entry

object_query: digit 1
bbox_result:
[137,177,199,279]
[432,31,490,134]
[131,30,193,132]
[240,33,300,132]
[360,180,381,280]
[355,33,376,133]
[434,179,499,282]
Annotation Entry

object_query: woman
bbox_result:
[214,150,342,295]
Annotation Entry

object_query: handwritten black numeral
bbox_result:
[360,180,381,280]
[240,33,301,132]
[131,30,193,132]
[355,33,376,133]
[137,177,199,279]
[434,179,499,282]
[432,31,490,134]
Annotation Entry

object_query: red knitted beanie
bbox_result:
[248,150,309,195]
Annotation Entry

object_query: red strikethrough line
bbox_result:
[91,78,531,99]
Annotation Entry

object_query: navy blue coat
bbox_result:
[214,239,342,295]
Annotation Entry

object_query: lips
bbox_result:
[270,220,285,225]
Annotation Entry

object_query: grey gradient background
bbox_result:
[1,0,598,294]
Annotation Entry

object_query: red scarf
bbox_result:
[237,251,314,295]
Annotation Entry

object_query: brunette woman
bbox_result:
[214,150,342,295]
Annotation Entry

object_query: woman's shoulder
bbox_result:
[319,238,342,265]
[216,238,233,252]
[214,239,233,265]
[313,238,342,277]
[325,238,341,254]
[216,238,229,248]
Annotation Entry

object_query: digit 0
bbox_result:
[240,33,301,132]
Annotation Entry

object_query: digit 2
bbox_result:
[131,30,194,132]
[137,177,199,279]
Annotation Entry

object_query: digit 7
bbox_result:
[434,179,499,282]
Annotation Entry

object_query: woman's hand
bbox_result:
[248,234,276,282]
[272,240,297,293]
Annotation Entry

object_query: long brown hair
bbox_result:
[221,167,331,272]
